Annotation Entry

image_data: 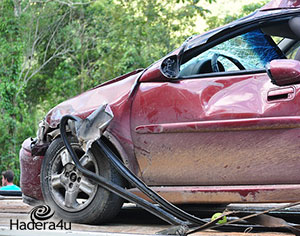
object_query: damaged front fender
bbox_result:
[71,104,114,152]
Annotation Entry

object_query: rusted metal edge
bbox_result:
[135,116,300,134]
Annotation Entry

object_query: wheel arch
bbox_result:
[102,131,133,188]
[102,132,130,167]
[46,127,130,168]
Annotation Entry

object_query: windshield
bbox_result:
[179,29,285,76]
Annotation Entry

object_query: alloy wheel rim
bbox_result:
[49,146,99,212]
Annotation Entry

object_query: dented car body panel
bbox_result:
[46,69,143,170]
[20,1,300,204]
[21,70,143,200]
[45,70,142,128]
[131,74,300,186]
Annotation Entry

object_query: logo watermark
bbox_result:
[10,205,71,230]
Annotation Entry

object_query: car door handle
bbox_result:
[267,87,295,101]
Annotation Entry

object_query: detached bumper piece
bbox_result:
[59,105,300,236]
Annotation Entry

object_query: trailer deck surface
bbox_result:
[0,197,298,236]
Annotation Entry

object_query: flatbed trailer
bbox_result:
[0,197,299,236]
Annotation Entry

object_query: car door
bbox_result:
[130,27,300,186]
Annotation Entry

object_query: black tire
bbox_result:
[41,136,124,224]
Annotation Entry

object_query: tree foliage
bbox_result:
[0,0,27,182]
[205,1,268,30]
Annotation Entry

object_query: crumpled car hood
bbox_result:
[45,69,143,128]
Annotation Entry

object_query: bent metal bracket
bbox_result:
[60,104,300,236]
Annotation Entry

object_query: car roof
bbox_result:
[183,4,300,54]
[261,0,300,10]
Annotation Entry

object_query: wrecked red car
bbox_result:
[20,0,300,224]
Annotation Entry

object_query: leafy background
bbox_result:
[0,0,267,184]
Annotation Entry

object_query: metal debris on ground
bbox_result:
[186,201,300,236]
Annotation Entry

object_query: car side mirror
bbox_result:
[160,55,179,79]
[267,59,300,86]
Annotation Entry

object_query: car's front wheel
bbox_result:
[41,137,124,224]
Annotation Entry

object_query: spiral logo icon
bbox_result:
[30,205,55,222]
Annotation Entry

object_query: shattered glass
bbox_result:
[180,29,285,75]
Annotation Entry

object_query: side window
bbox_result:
[179,29,285,77]
[286,41,300,59]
